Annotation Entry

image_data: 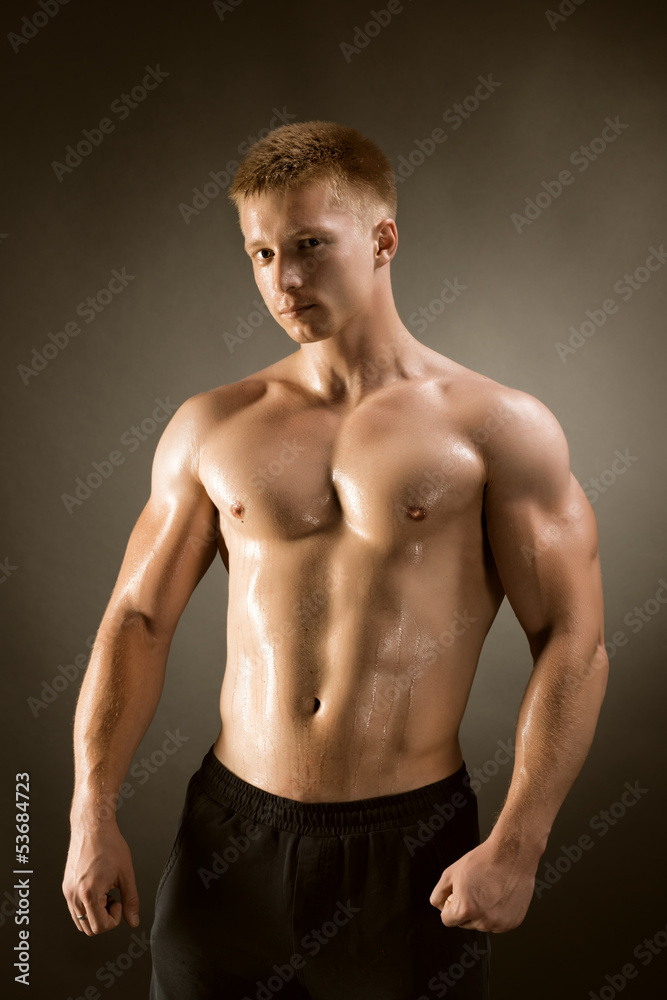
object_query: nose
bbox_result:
[273,252,305,294]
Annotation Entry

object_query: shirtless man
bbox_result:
[63,121,608,999]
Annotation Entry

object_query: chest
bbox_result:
[200,390,485,543]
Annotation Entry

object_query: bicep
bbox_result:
[103,399,221,638]
[483,398,604,656]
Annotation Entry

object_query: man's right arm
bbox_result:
[62,393,225,936]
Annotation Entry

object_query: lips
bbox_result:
[279,304,313,317]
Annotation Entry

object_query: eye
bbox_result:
[256,248,274,260]
[302,238,321,248]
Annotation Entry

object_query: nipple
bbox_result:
[406,506,426,521]
[231,501,245,520]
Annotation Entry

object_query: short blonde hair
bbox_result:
[228,120,397,233]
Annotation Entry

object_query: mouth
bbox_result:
[279,304,314,319]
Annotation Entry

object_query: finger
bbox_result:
[63,883,85,933]
[105,891,124,929]
[66,899,87,933]
[119,869,141,928]
[438,892,465,927]
[72,903,96,937]
[429,872,453,910]
[81,890,120,935]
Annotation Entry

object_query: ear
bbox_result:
[374,219,398,265]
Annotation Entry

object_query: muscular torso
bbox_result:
[202,351,507,800]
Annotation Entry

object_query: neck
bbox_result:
[294,290,427,406]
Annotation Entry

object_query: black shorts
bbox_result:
[149,747,490,999]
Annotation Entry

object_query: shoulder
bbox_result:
[474,385,570,501]
[149,374,271,478]
[431,361,571,490]
[165,367,287,434]
[155,360,300,458]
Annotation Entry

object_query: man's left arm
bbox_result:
[431,391,609,932]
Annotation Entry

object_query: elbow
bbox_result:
[104,605,171,647]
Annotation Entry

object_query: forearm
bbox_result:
[488,630,609,865]
[70,611,170,827]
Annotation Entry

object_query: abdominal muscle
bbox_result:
[213,523,504,802]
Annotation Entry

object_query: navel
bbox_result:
[231,501,245,520]
[406,505,426,521]
[312,697,321,713]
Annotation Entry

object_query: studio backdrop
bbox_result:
[1,1,665,997]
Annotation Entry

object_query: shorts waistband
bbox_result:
[194,746,473,835]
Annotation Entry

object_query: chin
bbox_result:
[285,324,335,343]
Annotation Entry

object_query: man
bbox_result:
[63,121,608,999]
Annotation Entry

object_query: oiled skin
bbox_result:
[63,177,608,939]
[209,355,506,799]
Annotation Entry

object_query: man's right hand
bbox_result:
[63,822,140,936]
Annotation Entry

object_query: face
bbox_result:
[240,178,388,344]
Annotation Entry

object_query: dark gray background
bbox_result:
[1,0,666,997]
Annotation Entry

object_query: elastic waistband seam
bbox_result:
[193,747,473,835]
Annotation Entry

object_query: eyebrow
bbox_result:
[244,227,334,252]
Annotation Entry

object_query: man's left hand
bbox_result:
[430,838,538,933]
